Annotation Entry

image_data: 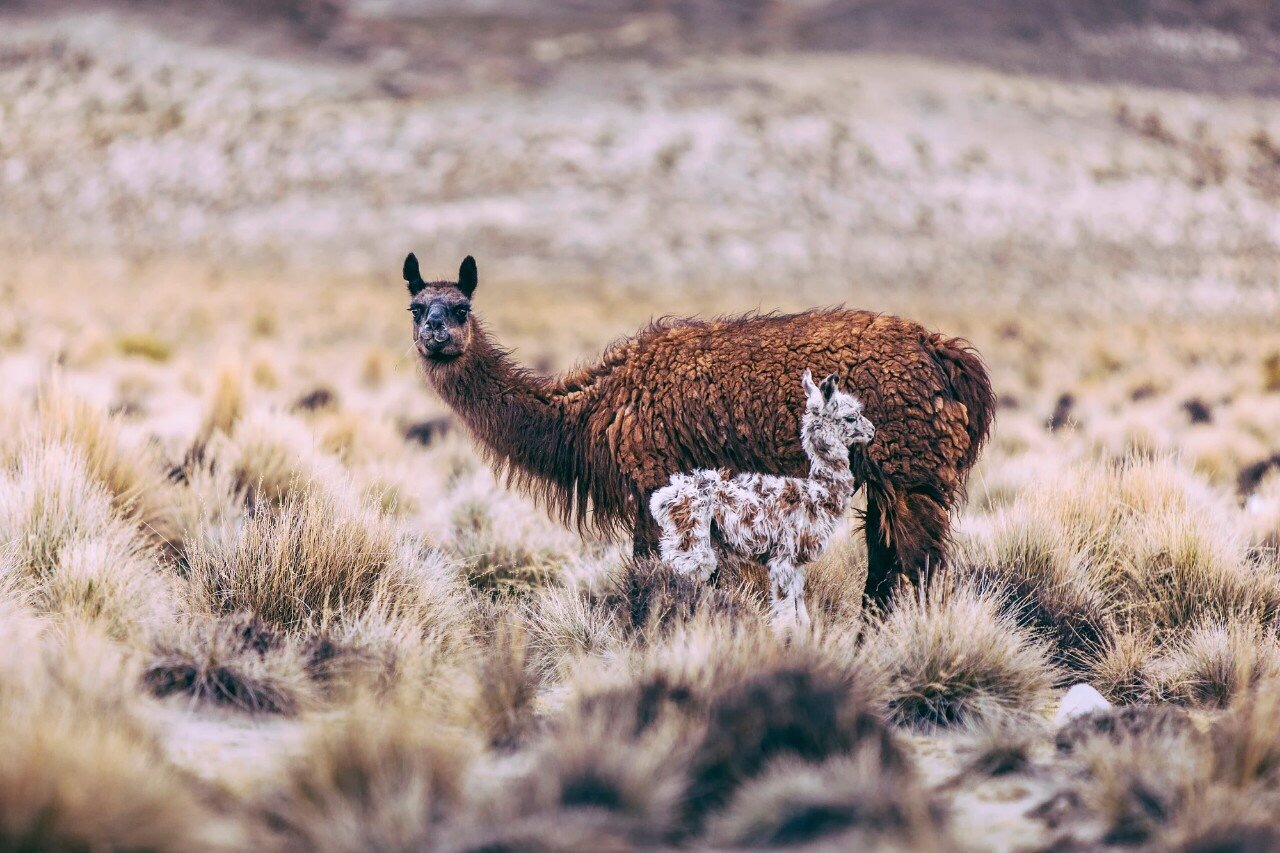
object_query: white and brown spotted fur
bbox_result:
[650,370,875,630]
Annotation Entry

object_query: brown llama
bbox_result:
[405,254,995,607]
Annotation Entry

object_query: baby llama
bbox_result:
[650,370,875,630]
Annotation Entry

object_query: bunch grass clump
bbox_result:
[1152,621,1280,709]
[448,498,568,600]
[461,698,693,847]
[143,611,317,715]
[523,583,620,683]
[542,620,901,838]
[706,750,948,850]
[0,441,175,641]
[857,580,1057,730]
[218,410,347,507]
[36,382,188,552]
[966,456,1280,670]
[248,700,475,851]
[0,619,236,850]
[183,486,440,630]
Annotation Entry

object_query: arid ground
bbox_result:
[3,3,1280,850]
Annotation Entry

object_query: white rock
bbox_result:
[1053,684,1111,727]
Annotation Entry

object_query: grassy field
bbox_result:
[3,5,1280,851]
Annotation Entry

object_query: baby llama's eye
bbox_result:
[409,306,424,321]
[454,306,470,321]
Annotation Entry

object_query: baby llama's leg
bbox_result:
[651,479,717,581]
[766,557,810,632]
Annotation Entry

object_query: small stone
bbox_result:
[1053,684,1111,727]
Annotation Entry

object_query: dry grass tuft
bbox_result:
[469,703,692,846]
[597,557,763,639]
[963,465,1119,668]
[1054,705,1198,755]
[36,382,189,552]
[524,583,620,683]
[184,486,445,631]
[540,621,900,836]
[1153,622,1280,709]
[802,535,870,628]
[1085,630,1159,704]
[470,612,541,749]
[249,701,474,851]
[683,660,901,828]
[115,332,172,362]
[0,441,175,641]
[968,456,1280,654]
[217,410,347,506]
[1076,736,1206,846]
[955,714,1044,780]
[196,360,246,447]
[144,611,316,715]
[305,603,478,710]
[1207,680,1280,790]
[448,499,566,600]
[858,580,1057,730]
[1062,703,1212,846]
[706,750,949,850]
[0,624,236,849]
[1165,787,1280,853]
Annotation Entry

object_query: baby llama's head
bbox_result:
[801,369,875,459]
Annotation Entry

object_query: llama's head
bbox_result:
[801,369,875,455]
[404,253,477,362]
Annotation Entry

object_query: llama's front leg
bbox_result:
[766,558,810,633]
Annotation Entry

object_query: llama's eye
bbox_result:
[409,306,424,321]
[454,306,470,322]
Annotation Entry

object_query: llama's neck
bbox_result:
[421,322,583,503]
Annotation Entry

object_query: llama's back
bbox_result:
[599,309,978,494]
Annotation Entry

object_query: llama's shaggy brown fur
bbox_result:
[408,255,995,604]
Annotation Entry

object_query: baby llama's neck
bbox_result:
[800,420,852,484]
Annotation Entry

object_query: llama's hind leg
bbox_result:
[651,484,716,582]
[633,491,659,558]
[766,557,810,633]
[863,484,949,610]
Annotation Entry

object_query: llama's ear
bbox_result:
[458,255,478,298]
[819,373,839,401]
[802,369,823,408]
[404,253,427,296]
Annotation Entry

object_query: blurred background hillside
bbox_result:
[3,0,1280,317]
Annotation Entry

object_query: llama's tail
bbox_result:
[926,333,996,472]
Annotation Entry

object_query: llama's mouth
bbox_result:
[418,337,461,361]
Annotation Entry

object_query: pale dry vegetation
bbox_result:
[3,4,1280,850]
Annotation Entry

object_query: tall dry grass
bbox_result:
[0,614,238,849]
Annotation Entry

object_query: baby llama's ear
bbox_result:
[404,253,427,296]
[802,369,823,408]
[458,255,478,298]
[819,373,839,401]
